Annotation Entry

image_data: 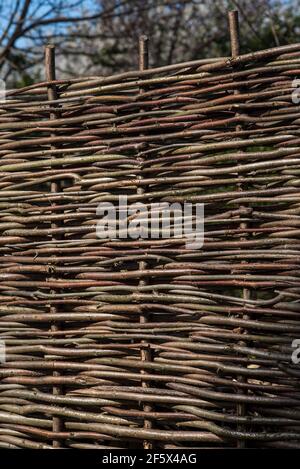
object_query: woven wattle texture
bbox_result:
[0,43,300,449]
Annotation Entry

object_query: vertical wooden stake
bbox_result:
[228,10,240,57]
[45,44,63,448]
[228,10,248,449]
[138,35,153,450]
[139,35,149,73]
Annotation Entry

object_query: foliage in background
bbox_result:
[0,0,299,86]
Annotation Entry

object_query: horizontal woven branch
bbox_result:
[0,40,300,449]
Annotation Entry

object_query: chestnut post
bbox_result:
[228,10,249,449]
[138,34,153,450]
[45,44,64,448]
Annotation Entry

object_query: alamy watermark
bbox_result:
[96,196,204,249]
[0,79,5,102]
[292,78,300,104]
[291,339,300,365]
[0,340,6,364]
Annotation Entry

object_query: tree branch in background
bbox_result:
[0,0,298,86]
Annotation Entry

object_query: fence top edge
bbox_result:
[5,41,300,96]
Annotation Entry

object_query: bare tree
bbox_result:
[0,0,299,85]
[59,0,300,77]
[0,0,135,84]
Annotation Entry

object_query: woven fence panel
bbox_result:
[0,43,300,449]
